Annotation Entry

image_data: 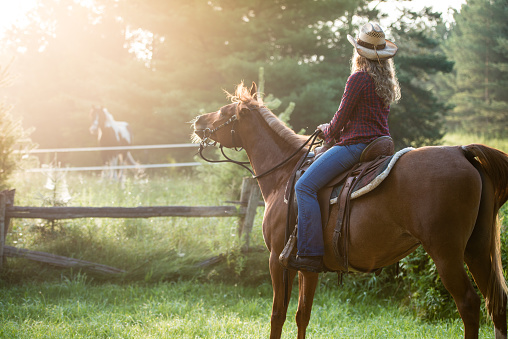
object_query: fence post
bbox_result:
[238,177,261,250]
[0,192,6,270]
[0,190,15,270]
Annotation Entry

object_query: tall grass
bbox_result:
[4,170,268,284]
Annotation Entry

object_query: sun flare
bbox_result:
[0,0,37,35]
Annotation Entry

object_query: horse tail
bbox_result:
[462,143,508,316]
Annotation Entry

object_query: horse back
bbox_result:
[323,145,483,272]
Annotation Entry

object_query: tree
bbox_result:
[0,0,133,154]
[444,0,508,137]
[0,0,455,166]
[388,8,454,149]
[116,0,366,133]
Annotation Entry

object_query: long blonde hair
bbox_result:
[351,51,401,107]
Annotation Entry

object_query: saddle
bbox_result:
[280,136,397,272]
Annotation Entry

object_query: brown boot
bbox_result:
[286,255,324,273]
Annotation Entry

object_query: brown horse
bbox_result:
[192,82,508,339]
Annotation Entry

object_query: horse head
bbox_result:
[193,82,259,149]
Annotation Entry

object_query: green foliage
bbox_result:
[0,0,450,161]
[443,131,508,153]
[397,247,456,320]
[388,8,453,149]
[0,103,23,190]
[0,65,33,190]
[3,172,268,285]
[444,0,508,138]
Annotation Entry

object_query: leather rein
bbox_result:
[197,113,322,179]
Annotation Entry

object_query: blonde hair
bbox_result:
[351,51,401,107]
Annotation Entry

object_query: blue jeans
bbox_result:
[295,143,367,256]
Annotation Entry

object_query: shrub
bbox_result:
[0,64,34,190]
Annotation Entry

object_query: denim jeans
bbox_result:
[295,143,367,256]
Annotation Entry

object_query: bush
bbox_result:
[0,64,34,190]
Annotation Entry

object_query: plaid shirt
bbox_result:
[323,71,390,146]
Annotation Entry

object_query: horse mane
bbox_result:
[229,83,307,146]
[101,107,115,122]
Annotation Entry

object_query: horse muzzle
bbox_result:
[192,114,213,141]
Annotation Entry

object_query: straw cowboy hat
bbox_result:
[347,23,398,60]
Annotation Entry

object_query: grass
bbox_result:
[443,131,508,153]
[0,278,496,338]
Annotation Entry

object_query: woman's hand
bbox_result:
[316,123,329,139]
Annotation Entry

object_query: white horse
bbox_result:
[89,105,140,180]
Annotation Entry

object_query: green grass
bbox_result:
[0,278,496,338]
[443,131,508,153]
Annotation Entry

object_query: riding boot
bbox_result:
[286,255,324,273]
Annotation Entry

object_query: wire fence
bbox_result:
[16,143,198,154]
[16,144,205,172]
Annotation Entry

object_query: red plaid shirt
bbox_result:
[323,71,390,146]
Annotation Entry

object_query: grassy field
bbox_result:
[443,131,508,152]
[0,278,495,338]
[1,132,507,338]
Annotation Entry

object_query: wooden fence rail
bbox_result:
[0,178,262,274]
[7,205,241,219]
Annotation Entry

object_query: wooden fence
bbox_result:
[0,178,262,274]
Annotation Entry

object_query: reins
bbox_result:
[197,114,322,180]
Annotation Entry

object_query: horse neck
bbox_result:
[101,109,116,126]
[240,114,305,200]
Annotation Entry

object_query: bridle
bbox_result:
[199,114,239,147]
[197,110,322,179]
[197,112,253,169]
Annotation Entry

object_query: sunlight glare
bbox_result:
[0,0,37,36]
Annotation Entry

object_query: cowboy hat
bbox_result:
[347,23,398,60]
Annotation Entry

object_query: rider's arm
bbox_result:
[322,72,366,144]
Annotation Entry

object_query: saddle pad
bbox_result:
[330,147,414,204]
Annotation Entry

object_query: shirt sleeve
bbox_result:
[323,72,367,144]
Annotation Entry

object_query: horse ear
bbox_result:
[250,82,258,100]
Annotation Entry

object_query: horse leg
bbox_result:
[429,252,481,338]
[465,178,507,339]
[118,153,125,182]
[106,155,116,179]
[125,151,144,178]
[466,252,507,339]
[296,271,319,339]
[269,251,297,339]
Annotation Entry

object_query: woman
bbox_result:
[286,22,401,272]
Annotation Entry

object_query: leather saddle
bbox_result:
[281,136,395,272]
